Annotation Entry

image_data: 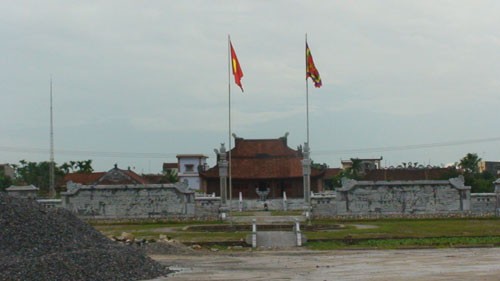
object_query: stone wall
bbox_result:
[335,177,471,215]
[37,199,63,209]
[195,197,220,217]
[61,183,195,219]
[471,193,497,213]
[311,193,337,216]
[55,176,500,219]
[229,198,305,211]
[6,185,39,199]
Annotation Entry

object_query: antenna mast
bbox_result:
[49,77,55,198]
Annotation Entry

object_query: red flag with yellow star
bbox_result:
[306,42,322,88]
[230,41,244,92]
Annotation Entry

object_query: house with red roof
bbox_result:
[200,135,325,199]
[64,164,147,186]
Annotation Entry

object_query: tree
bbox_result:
[457,153,493,193]
[328,170,348,189]
[472,171,495,193]
[15,160,65,195]
[345,158,362,179]
[163,169,178,183]
[0,173,12,191]
[311,162,329,170]
[459,153,481,174]
[60,160,94,174]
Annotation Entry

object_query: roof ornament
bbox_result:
[214,143,227,161]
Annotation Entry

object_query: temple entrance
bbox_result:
[256,181,270,201]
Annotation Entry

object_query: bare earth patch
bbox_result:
[149,248,500,281]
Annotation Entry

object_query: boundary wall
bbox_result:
[5,176,500,219]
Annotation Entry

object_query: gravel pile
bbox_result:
[0,193,171,281]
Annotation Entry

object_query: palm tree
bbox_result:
[164,169,178,183]
[346,158,363,179]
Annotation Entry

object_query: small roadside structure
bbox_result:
[6,185,39,199]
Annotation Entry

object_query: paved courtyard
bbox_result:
[150,247,500,281]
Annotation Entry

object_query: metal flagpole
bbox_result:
[305,34,310,146]
[303,34,311,205]
[228,35,232,212]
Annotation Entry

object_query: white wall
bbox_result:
[178,156,206,190]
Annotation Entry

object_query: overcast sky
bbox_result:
[2,1,500,173]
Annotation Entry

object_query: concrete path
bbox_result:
[255,231,297,248]
[228,212,306,224]
[230,212,305,248]
[150,248,500,281]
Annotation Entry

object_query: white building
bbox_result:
[177,154,208,190]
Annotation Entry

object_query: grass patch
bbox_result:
[92,221,249,242]
[229,211,257,217]
[172,231,248,243]
[307,236,500,250]
[270,210,303,216]
[92,217,500,249]
[305,218,500,240]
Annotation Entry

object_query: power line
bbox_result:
[0,146,177,159]
[313,137,500,156]
[1,136,500,159]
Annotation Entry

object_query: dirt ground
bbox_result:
[148,247,500,281]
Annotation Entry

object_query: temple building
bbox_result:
[200,134,326,199]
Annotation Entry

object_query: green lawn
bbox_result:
[306,218,500,240]
[91,217,500,249]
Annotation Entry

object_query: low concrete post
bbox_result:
[239,192,243,212]
[295,219,302,246]
[251,219,257,248]
[283,191,287,211]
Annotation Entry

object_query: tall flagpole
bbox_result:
[227,35,232,212]
[49,76,55,198]
[303,34,311,205]
[305,34,310,146]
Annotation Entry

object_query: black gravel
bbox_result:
[0,193,171,281]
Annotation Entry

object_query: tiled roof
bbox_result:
[323,168,342,178]
[176,154,208,159]
[201,137,324,179]
[64,172,105,185]
[142,174,172,184]
[363,168,456,181]
[64,167,148,185]
[230,137,300,157]
[163,163,178,170]
[120,169,148,185]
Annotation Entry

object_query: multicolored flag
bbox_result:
[230,41,244,92]
[306,42,322,88]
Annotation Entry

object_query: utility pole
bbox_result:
[49,77,55,198]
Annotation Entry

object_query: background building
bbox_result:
[200,135,325,199]
[478,161,500,176]
[177,154,208,190]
